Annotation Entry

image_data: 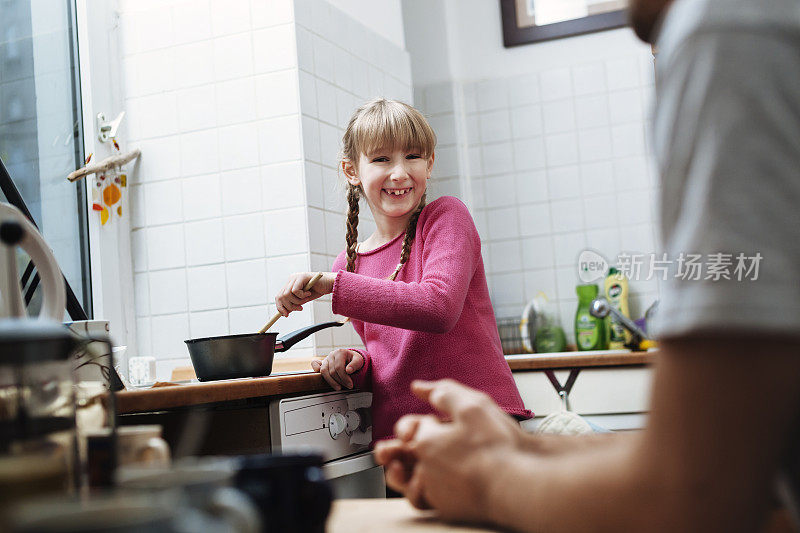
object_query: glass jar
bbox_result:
[0,319,80,500]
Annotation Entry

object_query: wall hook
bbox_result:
[96,111,125,143]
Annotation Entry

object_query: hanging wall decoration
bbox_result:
[68,144,139,226]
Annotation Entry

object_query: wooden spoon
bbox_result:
[258,272,323,334]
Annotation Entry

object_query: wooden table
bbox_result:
[328,499,501,532]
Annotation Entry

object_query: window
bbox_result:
[0,0,91,317]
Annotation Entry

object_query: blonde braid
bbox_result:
[388,194,427,281]
[345,184,360,272]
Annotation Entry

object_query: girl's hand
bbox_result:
[275,272,335,317]
[310,349,364,391]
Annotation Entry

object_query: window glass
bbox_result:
[0,0,90,317]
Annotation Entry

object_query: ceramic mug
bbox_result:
[115,425,171,468]
[85,425,170,474]
[234,453,332,533]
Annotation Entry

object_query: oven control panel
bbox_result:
[269,390,372,462]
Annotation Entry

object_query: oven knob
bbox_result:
[328,412,348,439]
[345,410,361,432]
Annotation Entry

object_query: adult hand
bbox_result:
[310,348,364,391]
[374,379,526,522]
[275,272,335,317]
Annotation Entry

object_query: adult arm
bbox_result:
[332,198,481,333]
[388,337,800,532]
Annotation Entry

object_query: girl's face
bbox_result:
[344,147,433,227]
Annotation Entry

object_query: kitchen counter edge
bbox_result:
[116,351,654,414]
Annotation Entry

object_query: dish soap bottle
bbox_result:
[520,292,567,353]
[575,284,607,351]
[604,267,631,349]
[535,315,567,354]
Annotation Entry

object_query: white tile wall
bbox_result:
[185,219,225,265]
[225,259,268,307]
[149,269,189,315]
[292,0,411,352]
[120,0,678,374]
[221,167,262,216]
[224,213,266,261]
[121,0,411,375]
[217,78,256,126]
[189,309,229,339]
[187,264,228,311]
[414,44,660,345]
[121,0,306,378]
[150,313,189,359]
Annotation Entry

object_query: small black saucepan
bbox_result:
[185,321,344,381]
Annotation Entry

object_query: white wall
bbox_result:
[401,0,453,85]
[77,0,138,370]
[405,0,661,344]
[326,0,405,49]
[445,0,647,81]
[294,0,412,355]
[111,0,411,379]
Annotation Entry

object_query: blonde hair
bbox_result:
[341,98,436,280]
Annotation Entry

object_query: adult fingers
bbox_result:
[373,439,408,465]
[394,415,424,442]
[403,416,459,461]
[411,379,488,420]
[404,468,431,511]
[310,359,321,372]
[384,460,411,493]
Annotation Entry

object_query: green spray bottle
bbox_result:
[575,284,607,351]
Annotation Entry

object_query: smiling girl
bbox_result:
[275,98,530,441]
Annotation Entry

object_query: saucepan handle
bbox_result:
[275,321,345,352]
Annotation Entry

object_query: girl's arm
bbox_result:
[332,197,480,333]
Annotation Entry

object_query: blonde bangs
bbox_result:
[345,99,436,162]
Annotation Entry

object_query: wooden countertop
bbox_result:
[505,349,654,371]
[328,499,499,532]
[116,351,654,415]
[116,371,328,414]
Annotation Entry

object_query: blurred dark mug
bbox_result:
[233,453,331,533]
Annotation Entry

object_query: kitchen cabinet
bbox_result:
[116,372,328,456]
[508,350,654,431]
[115,351,655,454]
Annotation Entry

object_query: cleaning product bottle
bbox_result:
[520,292,567,353]
[575,284,607,351]
[604,267,631,349]
[535,314,567,354]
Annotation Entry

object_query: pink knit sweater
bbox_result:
[331,196,532,441]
